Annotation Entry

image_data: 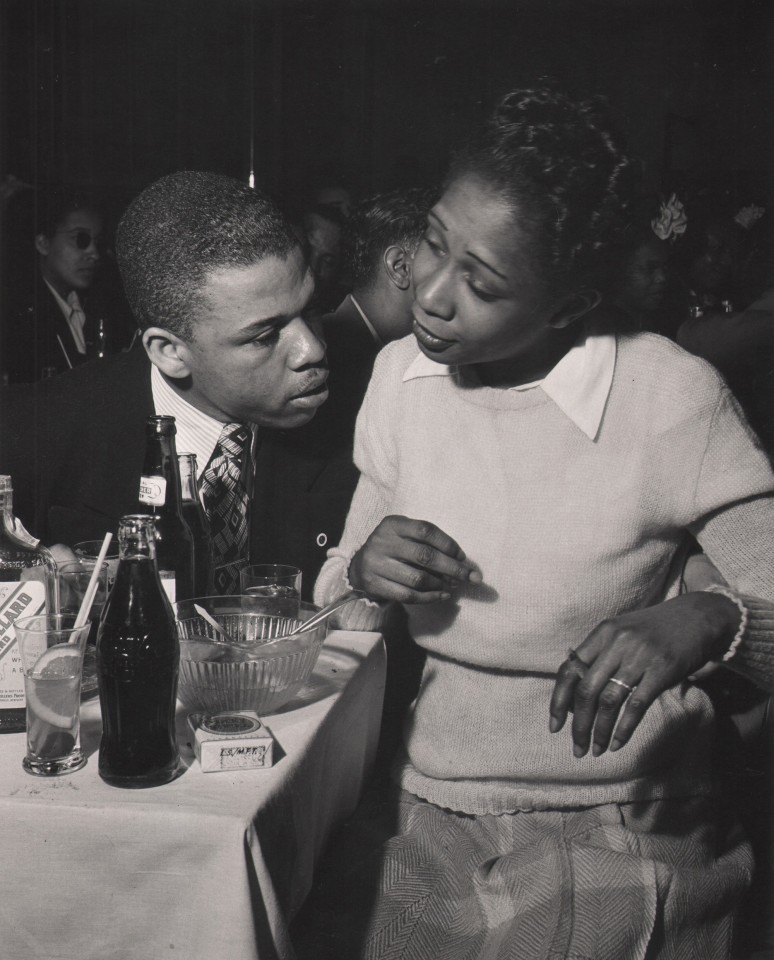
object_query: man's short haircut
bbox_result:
[35,185,101,237]
[116,170,300,339]
[345,186,437,289]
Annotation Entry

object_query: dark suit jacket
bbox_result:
[0,345,360,599]
[321,295,381,426]
[1,274,96,384]
[1,266,138,385]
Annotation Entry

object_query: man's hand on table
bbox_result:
[549,592,741,758]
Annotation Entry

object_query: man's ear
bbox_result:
[34,233,50,257]
[383,245,412,291]
[548,290,602,329]
[142,327,192,379]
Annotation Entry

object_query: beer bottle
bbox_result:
[0,475,58,733]
[137,416,195,602]
[96,514,180,787]
[178,453,214,597]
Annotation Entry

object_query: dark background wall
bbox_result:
[1,0,772,228]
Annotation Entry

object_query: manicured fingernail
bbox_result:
[592,743,602,757]
[573,744,586,758]
[549,717,560,733]
[468,569,483,584]
[440,592,451,600]
[610,738,622,752]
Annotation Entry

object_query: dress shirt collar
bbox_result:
[43,277,73,321]
[401,325,617,440]
[349,294,383,347]
[150,365,256,480]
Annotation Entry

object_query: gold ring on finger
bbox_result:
[608,677,635,694]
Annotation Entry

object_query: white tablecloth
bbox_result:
[0,630,386,960]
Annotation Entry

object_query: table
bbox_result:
[0,630,386,960]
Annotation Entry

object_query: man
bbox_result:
[321,186,435,423]
[301,202,348,314]
[0,171,342,595]
[2,187,107,382]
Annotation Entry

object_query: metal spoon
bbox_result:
[262,589,365,645]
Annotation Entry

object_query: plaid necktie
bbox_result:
[199,423,252,594]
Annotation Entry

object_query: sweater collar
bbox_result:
[401,326,616,440]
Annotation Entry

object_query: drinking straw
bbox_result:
[56,335,73,369]
[193,603,237,644]
[74,532,113,628]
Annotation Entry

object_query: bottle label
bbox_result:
[0,581,46,708]
[159,570,176,604]
[139,475,167,507]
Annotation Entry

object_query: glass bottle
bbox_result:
[137,416,195,602]
[96,514,180,787]
[0,475,59,733]
[178,453,214,597]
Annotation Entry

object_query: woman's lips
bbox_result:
[412,318,455,353]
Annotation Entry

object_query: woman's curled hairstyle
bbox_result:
[449,84,639,298]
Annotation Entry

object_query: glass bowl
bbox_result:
[174,596,328,715]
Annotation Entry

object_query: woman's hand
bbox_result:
[348,515,482,604]
[549,592,741,758]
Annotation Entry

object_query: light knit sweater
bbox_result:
[315,331,774,815]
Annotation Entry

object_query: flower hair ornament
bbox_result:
[651,193,688,242]
[734,204,765,231]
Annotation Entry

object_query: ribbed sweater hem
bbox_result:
[393,755,713,815]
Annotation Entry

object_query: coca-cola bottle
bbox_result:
[0,475,58,733]
[96,514,180,787]
[137,416,195,602]
[178,453,214,597]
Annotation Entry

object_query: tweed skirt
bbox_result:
[292,788,752,960]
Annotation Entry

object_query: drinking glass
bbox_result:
[57,559,110,699]
[15,613,91,776]
[74,539,120,585]
[239,564,302,618]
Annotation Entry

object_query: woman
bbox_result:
[302,85,774,959]
[611,194,684,337]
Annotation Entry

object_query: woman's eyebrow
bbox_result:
[428,210,447,230]
[429,209,508,282]
[467,251,508,282]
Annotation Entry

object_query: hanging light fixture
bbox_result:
[247,1,255,189]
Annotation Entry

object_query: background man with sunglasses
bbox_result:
[1,185,133,383]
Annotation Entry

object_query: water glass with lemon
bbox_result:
[14,613,92,776]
